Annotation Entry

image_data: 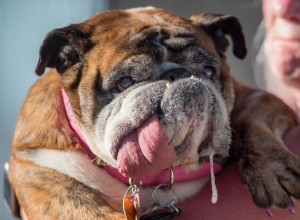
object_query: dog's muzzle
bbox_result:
[104,77,230,178]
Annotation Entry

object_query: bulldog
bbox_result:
[9,7,300,220]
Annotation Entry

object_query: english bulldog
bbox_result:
[9,7,300,220]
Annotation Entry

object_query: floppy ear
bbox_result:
[189,13,247,59]
[35,24,93,76]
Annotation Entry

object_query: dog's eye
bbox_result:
[203,66,216,79]
[117,77,134,92]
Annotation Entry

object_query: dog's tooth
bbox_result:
[166,82,172,88]
[191,75,195,80]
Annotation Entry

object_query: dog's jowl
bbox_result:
[9,7,300,220]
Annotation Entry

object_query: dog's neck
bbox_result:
[61,87,95,158]
[61,87,222,186]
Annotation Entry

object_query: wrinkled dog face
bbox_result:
[36,7,246,178]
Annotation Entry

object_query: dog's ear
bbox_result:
[189,13,247,59]
[35,24,93,76]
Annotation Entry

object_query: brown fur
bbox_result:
[231,79,299,208]
[10,71,125,219]
[9,7,300,219]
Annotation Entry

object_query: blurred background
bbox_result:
[0,0,261,219]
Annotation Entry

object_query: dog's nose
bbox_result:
[162,67,187,82]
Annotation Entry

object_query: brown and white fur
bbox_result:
[9,7,300,220]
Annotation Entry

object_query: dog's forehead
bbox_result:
[87,7,187,26]
[83,7,215,76]
[86,7,191,36]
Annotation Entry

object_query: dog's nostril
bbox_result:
[163,67,186,81]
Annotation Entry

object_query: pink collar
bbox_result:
[61,88,222,186]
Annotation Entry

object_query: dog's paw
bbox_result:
[240,147,300,209]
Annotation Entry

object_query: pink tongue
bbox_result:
[117,114,176,178]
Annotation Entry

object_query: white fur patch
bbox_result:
[126,6,156,12]
[79,124,116,166]
[102,84,152,152]
[126,7,167,25]
[19,149,210,211]
[20,149,126,197]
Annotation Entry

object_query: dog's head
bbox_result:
[35,7,246,178]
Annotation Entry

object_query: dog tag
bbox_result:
[123,194,136,220]
[123,179,141,220]
[133,193,141,219]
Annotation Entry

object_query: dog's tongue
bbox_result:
[117,114,176,178]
